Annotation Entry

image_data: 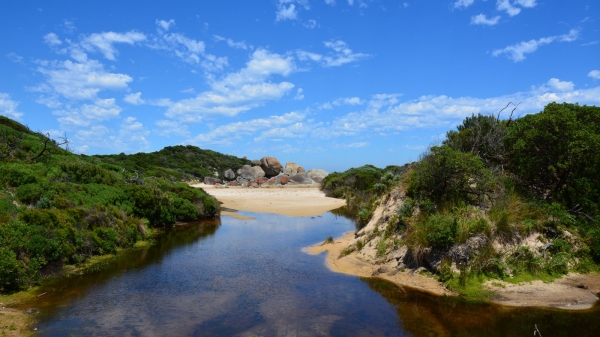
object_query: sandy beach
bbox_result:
[191,183,346,217]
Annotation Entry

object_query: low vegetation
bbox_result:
[324,102,600,300]
[0,116,224,292]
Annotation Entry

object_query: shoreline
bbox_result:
[306,231,600,311]
[192,183,346,217]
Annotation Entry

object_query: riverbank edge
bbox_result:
[0,227,170,336]
[305,231,600,311]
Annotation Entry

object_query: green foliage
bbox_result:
[408,145,495,207]
[0,115,225,291]
[410,214,458,249]
[507,103,600,216]
[94,145,250,181]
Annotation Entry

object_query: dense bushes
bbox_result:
[408,145,494,207]
[0,116,224,291]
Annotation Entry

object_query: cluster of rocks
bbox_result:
[203,156,329,187]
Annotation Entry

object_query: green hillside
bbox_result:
[323,102,600,297]
[95,145,251,182]
[0,116,222,292]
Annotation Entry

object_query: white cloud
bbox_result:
[304,19,317,29]
[588,70,600,80]
[186,112,305,146]
[514,0,537,8]
[546,78,574,92]
[63,20,76,33]
[313,82,600,138]
[154,120,190,137]
[319,96,364,109]
[294,88,305,100]
[497,0,521,16]
[471,14,501,26]
[325,0,336,5]
[156,19,175,31]
[298,41,369,68]
[348,0,354,5]
[276,4,298,21]
[54,98,122,127]
[81,31,146,60]
[454,0,474,9]
[166,49,297,120]
[73,117,149,153]
[322,40,369,67]
[6,52,23,63]
[35,59,132,100]
[44,33,62,46]
[150,22,227,72]
[493,29,579,62]
[345,142,369,148]
[0,93,24,119]
[214,35,249,49]
[124,92,145,105]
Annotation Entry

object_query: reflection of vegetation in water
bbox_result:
[17,220,221,315]
[362,277,600,337]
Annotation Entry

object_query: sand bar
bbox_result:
[191,183,346,217]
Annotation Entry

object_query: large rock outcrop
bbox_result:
[306,169,329,184]
[284,162,300,175]
[204,176,222,185]
[288,173,314,185]
[260,157,283,177]
[239,165,265,181]
[223,169,235,180]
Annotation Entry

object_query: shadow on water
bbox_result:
[22,219,221,314]
[362,277,600,337]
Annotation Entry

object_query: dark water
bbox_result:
[25,210,600,336]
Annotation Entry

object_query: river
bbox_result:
[27,209,600,336]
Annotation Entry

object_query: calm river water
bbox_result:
[27,209,600,336]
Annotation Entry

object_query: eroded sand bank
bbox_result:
[306,232,600,310]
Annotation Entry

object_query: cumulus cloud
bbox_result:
[496,0,521,16]
[493,29,579,62]
[81,31,146,60]
[312,81,600,139]
[34,59,132,100]
[149,21,227,72]
[546,78,574,92]
[74,117,149,153]
[319,96,364,109]
[166,49,296,121]
[454,0,475,9]
[156,19,175,31]
[0,93,24,119]
[297,40,369,68]
[124,92,145,105]
[214,35,249,49]
[44,33,62,46]
[186,112,306,146]
[276,3,298,21]
[514,0,537,8]
[53,98,122,127]
[294,88,305,100]
[154,120,190,137]
[471,14,501,26]
[304,19,317,29]
[588,70,600,80]
[324,0,336,5]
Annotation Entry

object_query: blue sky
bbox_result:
[1,0,599,172]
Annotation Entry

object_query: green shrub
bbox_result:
[0,247,21,290]
[15,183,44,204]
[507,246,543,276]
[409,214,458,249]
[0,163,37,187]
[408,145,495,206]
